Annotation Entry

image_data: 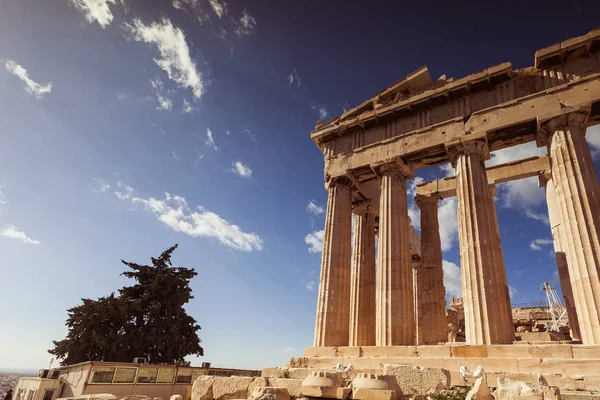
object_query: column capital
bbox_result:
[352,201,373,216]
[325,175,352,190]
[537,112,588,146]
[415,194,438,208]
[538,169,552,188]
[446,140,489,168]
[371,157,413,179]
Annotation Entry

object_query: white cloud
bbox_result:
[306,200,324,215]
[131,192,263,251]
[304,280,317,291]
[287,70,301,87]
[0,224,40,245]
[439,163,455,177]
[172,149,182,160]
[150,77,173,111]
[115,181,134,200]
[443,260,461,297]
[69,0,120,28]
[305,230,324,253]
[407,176,424,198]
[0,185,6,204]
[408,206,420,230]
[126,18,205,98]
[91,178,110,193]
[283,347,297,353]
[514,270,525,276]
[231,161,252,178]
[487,142,548,224]
[509,286,518,299]
[2,60,52,99]
[587,125,600,158]
[208,0,227,18]
[439,198,458,252]
[172,0,197,10]
[182,98,194,113]
[310,103,328,120]
[530,238,553,251]
[235,9,256,36]
[205,127,218,150]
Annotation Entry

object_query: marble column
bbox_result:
[487,185,516,342]
[349,203,376,346]
[314,177,353,347]
[449,140,514,344]
[539,171,581,341]
[375,159,415,346]
[415,195,448,344]
[538,113,600,344]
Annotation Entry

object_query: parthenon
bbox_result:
[310,28,600,351]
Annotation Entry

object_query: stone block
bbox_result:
[571,346,600,360]
[583,375,600,391]
[301,372,348,399]
[466,375,493,400]
[267,379,303,397]
[361,347,417,358]
[451,345,489,358]
[416,345,452,358]
[351,374,398,400]
[351,389,396,400]
[382,364,450,395]
[495,378,544,400]
[541,386,561,400]
[192,376,215,400]
[262,368,285,378]
[248,387,290,400]
[284,369,314,380]
[169,395,182,400]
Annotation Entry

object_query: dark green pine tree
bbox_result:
[49,244,203,365]
[119,244,204,363]
[49,293,129,365]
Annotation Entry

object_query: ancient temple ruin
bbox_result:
[189,29,600,400]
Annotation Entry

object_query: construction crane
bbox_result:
[541,278,568,331]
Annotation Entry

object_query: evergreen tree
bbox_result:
[49,244,203,365]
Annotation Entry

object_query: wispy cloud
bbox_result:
[514,270,525,276]
[0,185,7,205]
[305,230,324,253]
[205,127,218,150]
[172,149,182,160]
[91,178,110,193]
[70,0,121,28]
[182,98,194,113]
[235,9,256,36]
[283,347,297,353]
[0,224,40,245]
[2,60,52,99]
[115,181,134,200]
[243,128,257,145]
[287,70,301,87]
[310,103,328,120]
[129,192,263,251]
[443,260,461,297]
[126,18,205,98]
[231,161,252,178]
[530,238,553,251]
[306,200,324,215]
[150,77,173,111]
[509,286,518,299]
[208,0,227,18]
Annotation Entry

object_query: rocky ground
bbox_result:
[0,373,32,396]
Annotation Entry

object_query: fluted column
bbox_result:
[539,171,581,341]
[538,113,600,344]
[374,159,415,346]
[415,195,447,344]
[349,203,376,346]
[314,177,353,347]
[448,140,514,344]
[487,185,515,342]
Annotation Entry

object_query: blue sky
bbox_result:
[1,0,600,370]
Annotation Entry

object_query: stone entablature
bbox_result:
[310,28,600,348]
